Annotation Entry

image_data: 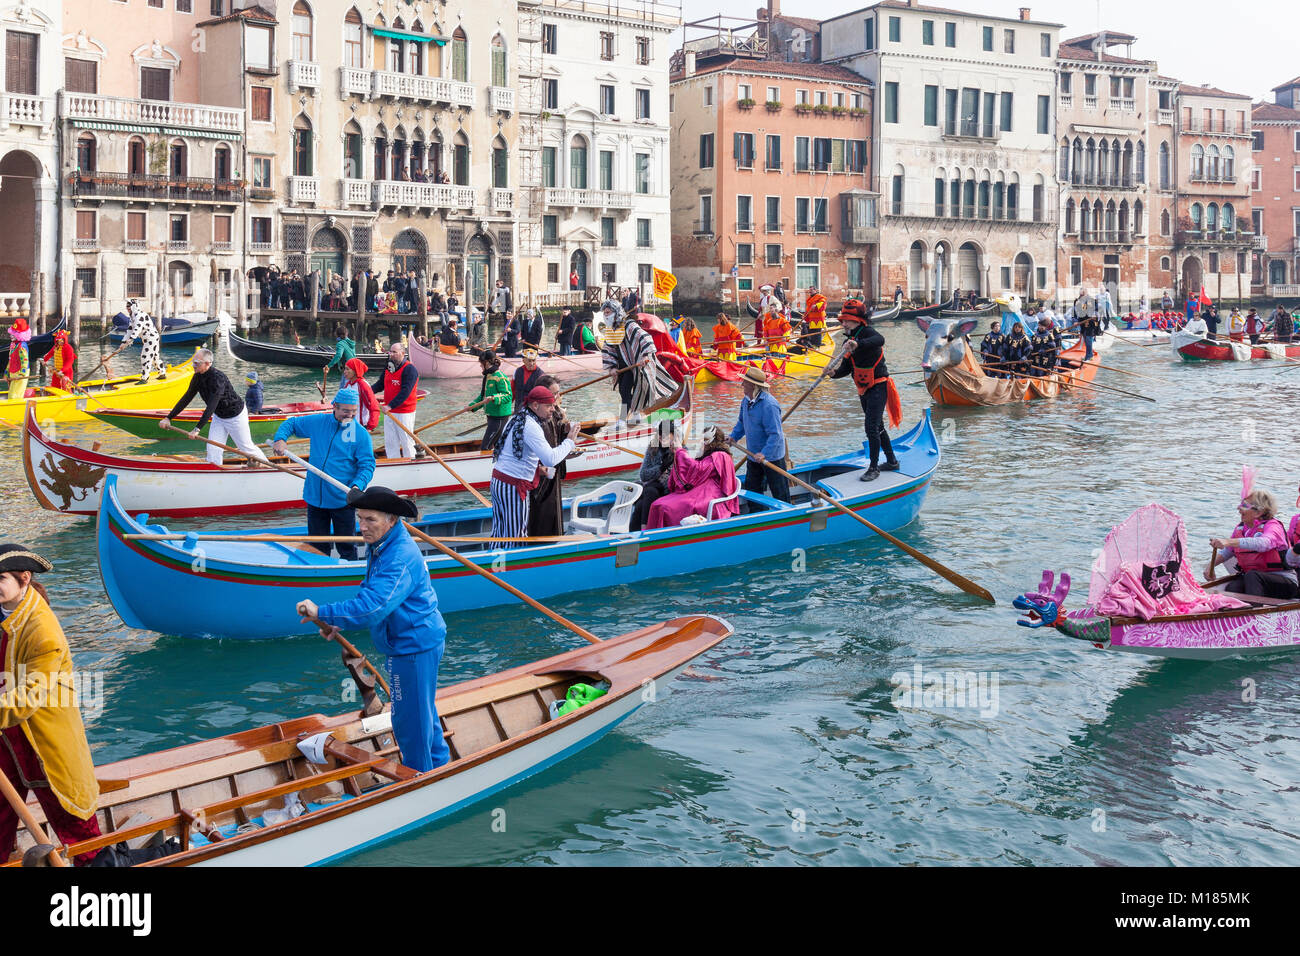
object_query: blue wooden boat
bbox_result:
[97,412,941,640]
[108,314,222,346]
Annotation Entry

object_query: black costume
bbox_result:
[979,331,1006,376]
[830,320,897,475]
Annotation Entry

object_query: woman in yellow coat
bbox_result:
[0,545,103,865]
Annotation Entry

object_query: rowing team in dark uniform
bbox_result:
[979,316,1070,378]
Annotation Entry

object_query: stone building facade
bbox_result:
[669,54,875,307]
[820,1,1061,304]
[0,0,63,321]
[1250,79,1300,298]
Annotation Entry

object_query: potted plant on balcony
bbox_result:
[793,103,812,115]
[765,100,783,112]
[813,104,831,115]
[738,97,756,110]
[850,106,868,117]
[831,105,848,116]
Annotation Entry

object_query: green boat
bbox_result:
[87,402,332,442]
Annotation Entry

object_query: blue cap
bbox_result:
[333,385,359,406]
[245,370,259,385]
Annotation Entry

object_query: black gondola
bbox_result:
[0,316,67,369]
[744,296,803,320]
[226,329,390,368]
[898,297,956,320]
[938,300,998,319]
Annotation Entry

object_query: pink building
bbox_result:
[1251,79,1300,298]
[669,45,876,309]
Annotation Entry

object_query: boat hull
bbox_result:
[406,334,604,379]
[1173,330,1300,362]
[109,318,220,346]
[96,414,940,639]
[1061,604,1300,660]
[1,364,194,424]
[227,330,389,368]
[695,334,840,384]
[28,405,657,516]
[925,339,1099,407]
[87,402,332,442]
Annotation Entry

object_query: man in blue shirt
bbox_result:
[271,386,376,561]
[729,366,789,504]
[295,486,449,773]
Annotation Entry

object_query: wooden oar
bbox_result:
[0,769,68,867]
[159,421,294,472]
[317,369,327,400]
[782,342,852,424]
[585,433,645,459]
[383,412,490,507]
[553,360,647,399]
[300,610,392,697]
[124,532,594,543]
[725,438,995,604]
[282,449,604,645]
[1015,361,1157,403]
[80,344,128,383]
[413,403,476,435]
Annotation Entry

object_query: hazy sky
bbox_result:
[679,0,1296,103]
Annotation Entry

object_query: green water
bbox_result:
[7,325,1300,866]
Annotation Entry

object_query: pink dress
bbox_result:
[646,449,740,529]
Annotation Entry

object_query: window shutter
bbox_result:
[6,31,38,95]
[65,58,97,94]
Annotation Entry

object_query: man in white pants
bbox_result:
[374,341,420,459]
[160,348,268,465]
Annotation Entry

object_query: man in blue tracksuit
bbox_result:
[728,366,789,503]
[295,486,449,773]
[271,385,376,561]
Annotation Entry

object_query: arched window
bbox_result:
[1158,142,1170,189]
[1191,144,1204,179]
[373,123,388,181]
[453,131,469,185]
[492,135,507,189]
[1093,199,1103,238]
[343,7,363,68]
[1223,146,1235,181]
[1080,200,1092,240]
[1223,202,1235,233]
[1085,138,1096,185]
[1206,202,1218,232]
[1190,202,1203,231]
[1136,140,1145,184]
[76,133,96,173]
[1072,138,1082,185]
[387,19,405,72]
[292,1,313,62]
[169,139,187,177]
[1059,138,1070,180]
[1005,176,1019,220]
[391,125,408,180]
[491,34,506,87]
[1105,200,1117,239]
[1160,256,1170,271]
[1207,145,1220,181]
[1160,209,1170,236]
[1098,140,1110,186]
[977,175,990,220]
[343,120,363,178]
[128,136,146,176]
[214,144,231,181]
[1122,141,1134,184]
[1065,199,1075,234]
[569,135,588,189]
[292,115,313,176]
[167,260,193,296]
[452,27,467,82]
[1118,200,1129,240]
[1134,200,1144,236]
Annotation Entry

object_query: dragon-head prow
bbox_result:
[1012,569,1071,628]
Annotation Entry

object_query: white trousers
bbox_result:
[207,408,268,465]
[384,410,417,459]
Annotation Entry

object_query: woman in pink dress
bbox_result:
[646,430,740,529]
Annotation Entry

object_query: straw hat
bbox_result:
[741,366,770,388]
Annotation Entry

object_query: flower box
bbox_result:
[765,100,783,112]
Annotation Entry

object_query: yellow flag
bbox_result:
[652,267,677,301]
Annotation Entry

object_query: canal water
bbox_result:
[5,320,1298,866]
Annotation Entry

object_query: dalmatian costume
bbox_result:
[120,300,164,380]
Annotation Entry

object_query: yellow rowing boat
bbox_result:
[0,362,195,425]
[694,330,842,383]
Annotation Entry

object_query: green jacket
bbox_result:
[477,369,512,418]
[580,325,597,348]
[327,337,356,371]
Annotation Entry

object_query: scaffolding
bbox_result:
[516,0,544,261]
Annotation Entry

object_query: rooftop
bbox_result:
[673,56,871,86]
[1057,44,1152,67]
[1253,101,1300,122]
[1272,76,1300,91]
[197,3,276,26]
[1177,82,1252,101]
[824,1,1064,29]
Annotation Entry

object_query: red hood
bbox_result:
[345,357,370,378]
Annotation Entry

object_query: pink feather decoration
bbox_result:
[1241,465,1257,501]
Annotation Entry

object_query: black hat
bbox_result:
[0,544,52,574]
[346,486,419,519]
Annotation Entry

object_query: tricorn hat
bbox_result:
[345,486,419,519]
[0,544,53,574]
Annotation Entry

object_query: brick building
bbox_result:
[1250,79,1300,299]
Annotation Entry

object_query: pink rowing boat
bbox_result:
[406,335,604,379]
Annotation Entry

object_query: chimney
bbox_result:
[685,51,697,76]
[1019,7,1031,20]
[906,0,918,7]
[768,0,780,19]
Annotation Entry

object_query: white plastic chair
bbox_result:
[568,480,642,535]
[705,488,741,519]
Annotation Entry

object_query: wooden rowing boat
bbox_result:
[0,362,195,425]
[744,297,803,319]
[923,337,1100,407]
[226,329,390,368]
[87,401,333,442]
[694,330,842,384]
[109,318,222,346]
[899,297,955,320]
[938,301,997,319]
[867,302,902,322]
[26,381,690,516]
[96,412,940,639]
[2,615,733,867]
[405,333,604,379]
[1172,329,1300,362]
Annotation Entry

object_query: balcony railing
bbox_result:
[1176,228,1248,244]
[340,67,371,98]
[125,238,147,252]
[1188,171,1238,184]
[490,188,513,212]
[544,187,633,209]
[68,171,244,203]
[735,219,753,232]
[794,222,830,234]
[1083,95,1098,110]
[1180,118,1250,136]
[290,60,320,90]
[1157,109,1174,125]
[167,238,190,251]
[0,293,31,317]
[288,175,319,204]
[490,87,515,112]
[1077,231,1136,246]
[765,222,781,234]
[1066,172,1141,189]
[692,219,714,235]
[212,241,234,253]
[1268,284,1300,297]
[73,237,98,251]
[1112,97,1135,111]
[1253,235,1268,250]
[373,181,474,210]
[942,120,999,142]
[64,93,242,132]
[341,178,370,205]
[250,241,273,254]
[370,71,475,108]
[765,161,782,171]
[1,93,53,128]
[1059,94,1073,108]
[887,201,1048,225]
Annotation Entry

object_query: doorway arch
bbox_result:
[569,249,589,291]
[0,151,40,294]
